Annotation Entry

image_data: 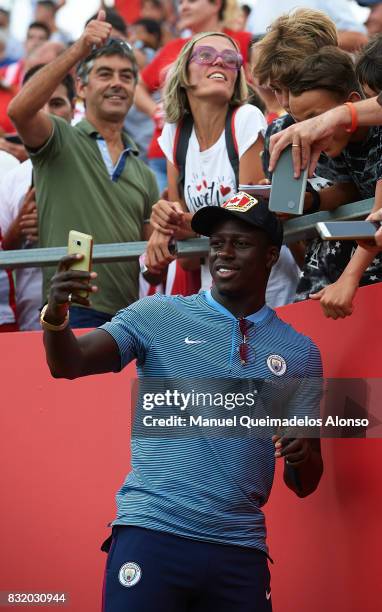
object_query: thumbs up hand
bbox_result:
[77,9,112,57]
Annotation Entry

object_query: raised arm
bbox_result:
[8,11,112,149]
[309,179,382,319]
[269,97,382,178]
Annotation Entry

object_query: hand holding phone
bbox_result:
[269,146,308,215]
[67,230,94,298]
[316,221,382,241]
[46,249,97,325]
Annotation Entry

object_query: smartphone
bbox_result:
[269,146,308,215]
[316,221,381,241]
[238,184,272,199]
[67,230,93,297]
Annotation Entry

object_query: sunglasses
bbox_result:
[78,38,137,80]
[189,45,243,71]
[107,38,134,52]
[82,38,135,65]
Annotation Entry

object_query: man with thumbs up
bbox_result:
[7,11,159,328]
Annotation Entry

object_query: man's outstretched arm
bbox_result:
[269,97,382,178]
[42,254,121,379]
[8,11,112,149]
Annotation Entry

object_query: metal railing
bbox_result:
[0,198,374,270]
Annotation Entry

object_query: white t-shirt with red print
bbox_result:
[158,104,267,290]
[159,104,266,213]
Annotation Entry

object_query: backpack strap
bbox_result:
[173,107,240,197]
[173,114,194,196]
[224,106,239,189]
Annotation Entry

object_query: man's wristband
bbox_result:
[343,101,358,134]
[40,303,69,331]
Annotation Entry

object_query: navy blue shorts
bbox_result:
[102,526,272,612]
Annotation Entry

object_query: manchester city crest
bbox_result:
[266,354,287,376]
[118,562,142,587]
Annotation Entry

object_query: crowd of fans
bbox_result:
[1,0,382,331]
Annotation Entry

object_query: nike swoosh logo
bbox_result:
[184,337,206,344]
[266,590,271,600]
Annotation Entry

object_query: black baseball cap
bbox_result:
[191,192,283,249]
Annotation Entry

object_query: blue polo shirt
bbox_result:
[101,291,322,553]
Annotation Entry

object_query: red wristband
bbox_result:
[344,101,358,134]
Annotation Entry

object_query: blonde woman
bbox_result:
[145,31,267,289]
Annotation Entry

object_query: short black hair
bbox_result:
[27,21,51,38]
[141,0,163,10]
[241,4,251,18]
[132,18,162,45]
[289,47,362,101]
[86,8,127,36]
[356,34,382,95]
[247,87,266,114]
[23,63,76,102]
[210,0,226,22]
[36,0,56,10]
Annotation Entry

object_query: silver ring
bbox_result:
[291,143,301,148]
[68,293,72,304]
